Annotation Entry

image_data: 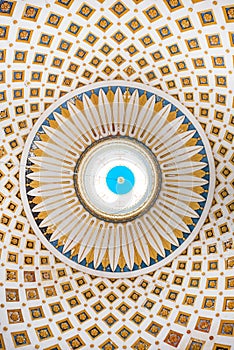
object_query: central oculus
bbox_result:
[106,166,135,195]
[74,137,161,223]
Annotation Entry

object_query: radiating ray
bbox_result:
[141,216,166,257]
[27,171,72,182]
[122,225,135,270]
[50,206,83,242]
[124,90,139,134]
[131,95,155,138]
[83,93,107,137]
[151,116,185,148]
[149,218,179,247]
[43,124,77,150]
[43,125,85,154]
[134,221,151,265]
[155,130,196,155]
[28,159,72,173]
[98,89,113,134]
[158,196,199,218]
[162,160,207,171]
[34,141,77,163]
[150,206,190,233]
[108,225,121,271]
[62,213,90,253]
[67,101,95,143]
[113,87,125,132]
[32,192,76,212]
[78,221,103,263]
[93,226,109,268]
[145,104,171,147]
[163,188,205,202]
[39,201,78,228]
[28,185,73,198]
[164,174,207,185]
[159,145,203,162]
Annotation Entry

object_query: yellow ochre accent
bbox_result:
[167,110,177,122]
[60,107,70,118]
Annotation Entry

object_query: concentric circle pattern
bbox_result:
[0,0,233,349]
[74,136,160,222]
[21,82,214,277]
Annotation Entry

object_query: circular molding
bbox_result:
[20,81,215,278]
[74,136,161,223]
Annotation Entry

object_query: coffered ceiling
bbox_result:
[0,0,233,349]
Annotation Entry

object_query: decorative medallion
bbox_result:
[20,81,215,277]
[74,136,161,223]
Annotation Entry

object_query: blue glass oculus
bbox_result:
[106,166,135,195]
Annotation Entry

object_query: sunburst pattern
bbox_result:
[21,82,214,277]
